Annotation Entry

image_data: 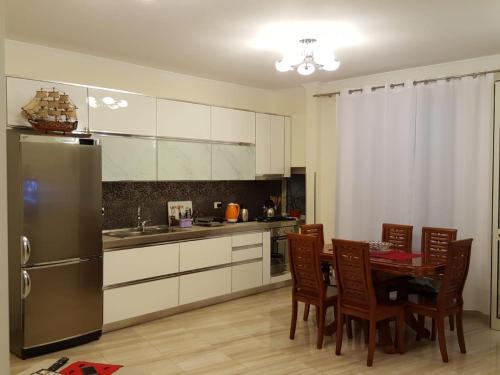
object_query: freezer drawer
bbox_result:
[22,257,103,349]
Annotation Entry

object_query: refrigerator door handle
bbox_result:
[21,235,31,265]
[22,270,32,299]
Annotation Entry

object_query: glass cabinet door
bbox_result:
[211,144,256,180]
[157,140,211,181]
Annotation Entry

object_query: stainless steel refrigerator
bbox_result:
[7,130,103,359]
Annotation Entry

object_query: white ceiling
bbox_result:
[6,0,500,89]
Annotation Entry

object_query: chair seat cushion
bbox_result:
[408,277,441,295]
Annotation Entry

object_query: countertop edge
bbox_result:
[102,220,302,251]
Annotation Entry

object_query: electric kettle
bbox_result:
[225,203,240,223]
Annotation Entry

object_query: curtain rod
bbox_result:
[313,68,500,98]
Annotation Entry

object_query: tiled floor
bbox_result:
[10,287,500,374]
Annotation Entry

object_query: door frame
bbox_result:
[491,80,500,330]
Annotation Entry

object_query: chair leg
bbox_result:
[290,299,298,340]
[362,320,369,344]
[456,311,466,354]
[346,316,353,339]
[397,313,406,354]
[367,320,377,367]
[416,314,425,341]
[449,315,455,331]
[335,313,344,355]
[303,303,310,321]
[436,317,449,363]
[315,306,320,327]
[317,305,325,349]
[431,319,436,341]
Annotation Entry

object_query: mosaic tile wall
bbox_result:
[102,180,282,230]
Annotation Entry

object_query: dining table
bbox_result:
[320,243,447,353]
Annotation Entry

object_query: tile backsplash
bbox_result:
[102,180,282,230]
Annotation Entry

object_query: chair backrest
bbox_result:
[300,224,325,250]
[382,223,413,252]
[437,239,473,309]
[332,239,376,312]
[421,227,458,264]
[288,233,326,299]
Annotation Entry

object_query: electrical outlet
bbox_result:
[213,202,222,209]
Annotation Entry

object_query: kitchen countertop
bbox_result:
[102,220,301,251]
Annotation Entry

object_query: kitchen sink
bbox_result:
[105,225,177,238]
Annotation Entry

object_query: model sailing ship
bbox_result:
[22,88,78,133]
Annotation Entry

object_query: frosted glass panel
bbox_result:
[97,135,156,181]
[157,140,211,180]
[212,144,256,180]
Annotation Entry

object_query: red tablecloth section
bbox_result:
[370,250,421,261]
[60,361,122,375]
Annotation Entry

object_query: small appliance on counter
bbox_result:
[240,204,249,222]
[167,200,193,227]
[194,217,225,227]
[225,202,240,223]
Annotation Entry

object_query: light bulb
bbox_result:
[275,60,292,72]
[297,63,315,76]
[102,96,115,105]
[281,49,303,66]
[321,59,341,71]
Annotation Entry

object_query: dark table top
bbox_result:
[320,244,446,277]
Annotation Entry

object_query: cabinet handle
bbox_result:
[21,236,31,265]
[22,270,31,299]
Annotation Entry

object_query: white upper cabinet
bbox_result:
[255,113,271,175]
[157,99,211,140]
[256,113,285,175]
[270,115,285,174]
[212,144,256,180]
[284,116,291,177]
[88,88,156,136]
[211,107,255,144]
[157,140,211,181]
[96,135,157,181]
[6,77,89,132]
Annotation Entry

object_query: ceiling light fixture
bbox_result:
[275,38,340,76]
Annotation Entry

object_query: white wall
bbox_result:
[0,0,11,372]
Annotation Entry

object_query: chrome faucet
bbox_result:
[136,206,142,229]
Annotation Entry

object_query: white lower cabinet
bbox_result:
[179,236,232,272]
[232,261,263,292]
[103,243,179,286]
[179,268,231,305]
[104,277,179,324]
[232,246,262,262]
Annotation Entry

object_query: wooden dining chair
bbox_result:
[288,233,337,349]
[417,227,458,336]
[300,224,332,322]
[382,223,413,252]
[406,239,472,362]
[332,239,405,367]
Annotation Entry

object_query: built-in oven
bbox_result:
[270,225,299,277]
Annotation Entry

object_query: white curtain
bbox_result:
[336,83,416,241]
[411,76,493,313]
[335,75,494,314]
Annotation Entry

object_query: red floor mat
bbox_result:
[60,361,123,375]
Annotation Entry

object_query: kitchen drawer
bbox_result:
[232,246,262,262]
[179,268,231,305]
[179,236,231,272]
[103,277,179,324]
[104,243,179,286]
[232,261,263,292]
[232,232,263,247]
